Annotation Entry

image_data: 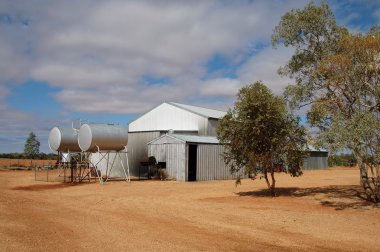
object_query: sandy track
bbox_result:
[0,168,379,251]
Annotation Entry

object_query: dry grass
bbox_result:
[0,167,379,251]
[0,158,56,169]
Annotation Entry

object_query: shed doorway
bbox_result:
[188,144,197,181]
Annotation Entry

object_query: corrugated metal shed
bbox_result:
[128,102,226,176]
[148,134,235,181]
[128,101,329,179]
[302,145,328,170]
[303,151,328,170]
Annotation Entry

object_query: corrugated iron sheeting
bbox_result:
[196,144,236,181]
[128,131,161,176]
[166,143,186,181]
[303,151,328,170]
[148,142,186,181]
[148,144,166,162]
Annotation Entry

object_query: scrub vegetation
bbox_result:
[273,2,380,202]
[216,82,308,196]
[218,2,380,203]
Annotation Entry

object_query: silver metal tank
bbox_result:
[48,127,81,152]
[78,124,128,152]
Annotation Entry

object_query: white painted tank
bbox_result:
[48,127,81,152]
[78,124,128,152]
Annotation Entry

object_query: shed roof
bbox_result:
[168,102,226,119]
[307,144,328,152]
[148,134,220,145]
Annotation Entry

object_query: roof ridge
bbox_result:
[169,102,226,113]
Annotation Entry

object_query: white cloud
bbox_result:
[0,0,320,152]
[21,0,308,113]
[237,46,294,95]
[200,78,242,97]
[54,83,184,113]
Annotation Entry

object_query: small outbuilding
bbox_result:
[303,146,329,170]
[148,134,237,181]
[128,102,226,176]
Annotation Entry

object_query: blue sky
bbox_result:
[0,0,379,153]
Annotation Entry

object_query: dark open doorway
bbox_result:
[188,144,197,181]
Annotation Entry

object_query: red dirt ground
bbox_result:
[0,167,379,251]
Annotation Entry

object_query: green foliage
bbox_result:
[24,132,40,159]
[272,1,347,109]
[328,154,356,167]
[216,81,308,195]
[273,1,380,202]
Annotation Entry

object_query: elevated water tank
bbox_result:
[48,127,81,152]
[78,124,128,152]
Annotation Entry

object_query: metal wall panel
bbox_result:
[197,116,208,135]
[128,131,161,176]
[303,152,328,170]
[207,118,219,136]
[148,144,166,162]
[148,142,186,181]
[167,143,186,181]
[196,144,235,181]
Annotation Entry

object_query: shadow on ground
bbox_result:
[237,185,376,210]
[12,182,87,191]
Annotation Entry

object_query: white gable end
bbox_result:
[129,103,206,133]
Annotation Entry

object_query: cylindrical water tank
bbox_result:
[78,124,128,152]
[48,127,81,152]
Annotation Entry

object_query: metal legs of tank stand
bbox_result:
[88,148,131,184]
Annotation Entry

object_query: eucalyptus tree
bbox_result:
[272,2,380,202]
[217,82,307,196]
[24,132,40,162]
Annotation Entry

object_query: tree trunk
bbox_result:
[270,170,277,196]
[264,169,277,196]
[264,171,271,190]
[356,155,380,203]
